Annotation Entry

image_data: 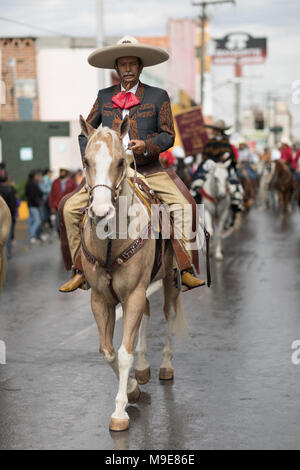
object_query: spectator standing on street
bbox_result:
[74,169,84,186]
[25,171,46,244]
[0,173,17,257]
[39,169,53,230]
[7,176,21,254]
[49,169,77,236]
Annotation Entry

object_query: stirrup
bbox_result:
[174,268,182,291]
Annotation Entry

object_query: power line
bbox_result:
[192,0,235,106]
[0,15,75,38]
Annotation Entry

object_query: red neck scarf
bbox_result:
[112,91,140,110]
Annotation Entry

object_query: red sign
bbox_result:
[175,106,208,155]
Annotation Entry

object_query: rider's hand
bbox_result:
[128,140,147,155]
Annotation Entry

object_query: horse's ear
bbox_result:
[79,115,95,139]
[223,159,231,169]
[120,115,130,140]
[203,160,216,173]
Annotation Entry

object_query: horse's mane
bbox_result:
[89,126,121,149]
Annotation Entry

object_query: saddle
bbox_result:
[79,177,191,288]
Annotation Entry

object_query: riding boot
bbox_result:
[59,253,87,293]
[181,271,206,291]
[171,237,206,291]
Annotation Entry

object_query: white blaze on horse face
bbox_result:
[215,166,228,198]
[92,141,115,220]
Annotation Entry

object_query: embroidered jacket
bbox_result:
[202,136,236,163]
[78,82,175,166]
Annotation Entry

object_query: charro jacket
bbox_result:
[78,82,175,166]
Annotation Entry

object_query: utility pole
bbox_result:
[96,0,105,90]
[192,0,235,109]
[234,58,242,133]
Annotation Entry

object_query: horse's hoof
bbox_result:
[109,418,130,432]
[135,367,151,385]
[127,385,141,404]
[159,368,174,381]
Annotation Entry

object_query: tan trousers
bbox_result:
[63,169,193,266]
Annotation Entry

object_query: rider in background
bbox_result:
[191,120,244,223]
[293,143,300,172]
[280,138,294,171]
[260,147,271,164]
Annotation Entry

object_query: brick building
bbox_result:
[0,37,71,183]
[0,37,39,121]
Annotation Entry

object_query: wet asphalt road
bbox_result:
[0,209,299,450]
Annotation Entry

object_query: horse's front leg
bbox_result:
[91,290,118,374]
[91,290,140,407]
[110,287,146,432]
[135,299,151,385]
[215,204,229,261]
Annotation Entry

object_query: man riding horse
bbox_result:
[59,36,206,293]
[191,120,244,222]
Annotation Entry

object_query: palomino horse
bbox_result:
[79,115,187,432]
[0,196,12,292]
[272,161,294,214]
[201,160,231,261]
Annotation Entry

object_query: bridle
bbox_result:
[88,151,138,209]
[88,165,127,207]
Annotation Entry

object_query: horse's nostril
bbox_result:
[102,211,109,220]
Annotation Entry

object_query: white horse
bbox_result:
[201,161,231,261]
[258,161,277,210]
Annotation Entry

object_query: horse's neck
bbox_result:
[204,172,216,198]
[276,163,291,185]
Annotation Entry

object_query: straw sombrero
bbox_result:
[88,35,169,69]
[204,119,232,132]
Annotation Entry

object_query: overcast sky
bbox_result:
[0,0,299,134]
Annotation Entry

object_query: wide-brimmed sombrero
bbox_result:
[204,119,232,132]
[88,35,169,69]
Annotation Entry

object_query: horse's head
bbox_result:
[80,115,130,222]
[206,160,230,200]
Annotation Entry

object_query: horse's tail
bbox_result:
[0,243,7,293]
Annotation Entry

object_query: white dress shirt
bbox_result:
[121,82,139,152]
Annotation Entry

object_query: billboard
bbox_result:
[212,32,267,65]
